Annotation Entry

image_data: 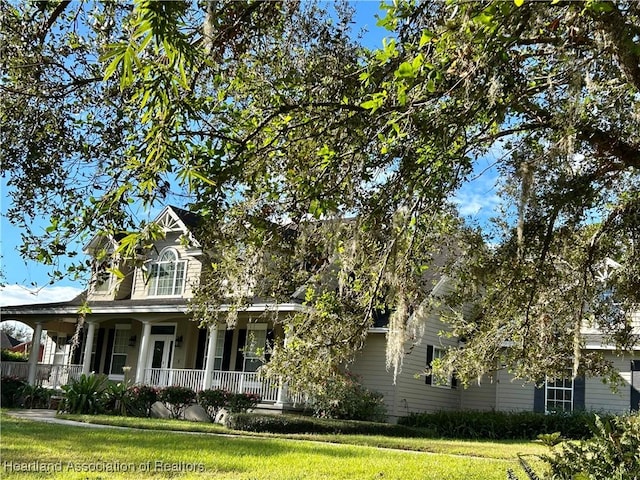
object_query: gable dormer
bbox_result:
[84,233,133,301]
[130,206,203,300]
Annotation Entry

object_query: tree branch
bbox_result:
[38,1,72,42]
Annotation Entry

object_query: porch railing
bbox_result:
[142,368,283,403]
[142,368,205,393]
[0,362,83,389]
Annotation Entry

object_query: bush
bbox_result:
[543,413,640,479]
[227,392,260,413]
[103,382,129,416]
[196,389,259,420]
[311,372,387,422]
[398,410,598,440]
[20,384,52,409]
[60,374,110,414]
[197,389,230,420]
[125,384,159,417]
[1,376,27,407]
[158,386,196,418]
[228,412,429,436]
[1,350,28,362]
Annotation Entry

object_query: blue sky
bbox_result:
[0,1,501,306]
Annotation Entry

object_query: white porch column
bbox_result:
[27,322,43,386]
[135,321,152,384]
[275,331,289,406]
[202,324,218,390]
[81,321,96,375]
[275,381,289,406]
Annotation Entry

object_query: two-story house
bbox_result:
[2,206,639,419]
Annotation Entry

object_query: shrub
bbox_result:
[19,384,52,409]
[543,413,640,479]
[311,372,387,422]
[228,412,429,436]
[398,410,597,440]
[158,386,196,418]
[59,374,110,414]
[1,350,28,362]
[104,382,129,416]
[197,389,230,420]
[1,375,27,407]
[227,392,260,413]
[125,384,159,417]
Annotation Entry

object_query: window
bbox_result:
[545,374,574,413]
[94,273,112,293]
[147,249,187,296]
[52,335,67,365]
[91,259,114,294]
[432,347,451,387]
[426,345,456,388]
[243,324,267,373]
[109,327,130,376]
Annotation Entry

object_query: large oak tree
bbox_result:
[1,0,638,391]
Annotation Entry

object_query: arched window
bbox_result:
[147,249,187,296]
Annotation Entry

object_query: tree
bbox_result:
[1,0,638,392]
[355,0,640,386]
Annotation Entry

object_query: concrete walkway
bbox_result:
[5,409,125,429]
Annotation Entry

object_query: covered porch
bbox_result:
[1,361,298,405]
[1,298,305,407]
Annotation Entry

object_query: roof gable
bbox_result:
[84,206,202,254]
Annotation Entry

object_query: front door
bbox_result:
[146,334,175,386]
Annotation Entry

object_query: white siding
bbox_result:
[395,340,460,416]
[495,370,535,412]
[460,374,497,411]
[585,353,632,413]
[349,333,398,418]
[131,233,202,300]
[351,278,465,420]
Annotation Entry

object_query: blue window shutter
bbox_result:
[265,329,274,362]
[425,345,433,385]
[533,384,545,413]
[92,328,105,373]
[194,328,207,370]
[574,375,585,411]
[102,328,115,375]
[235,329,247,371]
[631,360,640,411]
[221,330,233,371]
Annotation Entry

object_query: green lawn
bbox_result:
[0,411,549,480]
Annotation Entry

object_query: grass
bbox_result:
[56,413,548,459]
[1,410,549,479]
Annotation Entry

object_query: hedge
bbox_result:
[228,413,429,437]
[398,410,604,440]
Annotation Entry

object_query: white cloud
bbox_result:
[0,285,83,307]
[453,191,501,217]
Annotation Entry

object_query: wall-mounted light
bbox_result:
[175,335,183,348]
[128,335,137,347]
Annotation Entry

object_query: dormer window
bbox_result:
[92,261,113,294]
[147,248,187,296]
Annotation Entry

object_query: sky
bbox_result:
[0,1,501,308]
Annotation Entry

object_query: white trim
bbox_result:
[545,374,574,413]
[1,302,307,316]
[368,327,388,334]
